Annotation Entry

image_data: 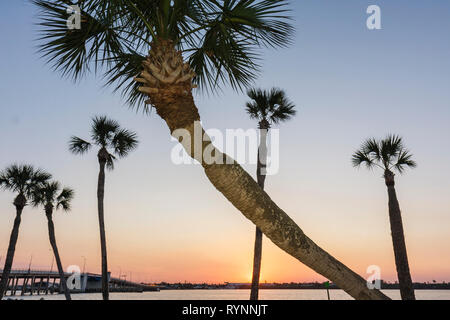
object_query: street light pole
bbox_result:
[50,256,54,273]
[81,256,86,274]
[49,248,54,273]
[27,255,33,272]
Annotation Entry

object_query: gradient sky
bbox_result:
[1,1,450,284]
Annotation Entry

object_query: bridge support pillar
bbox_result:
[21,276,28,296]
[45,275,50,295]
[13,276,19,296]
[30,276,35,295]
[52,277,56,294]
[37,277,43,295]
[10,276,16,296]
[6,277,11,296]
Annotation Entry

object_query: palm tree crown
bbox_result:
[69,116,138,169]
[0,164,52,198]
[352,135,417,174]
[32,181,74,212]
[246,88,296,128]
[33,0,293,106]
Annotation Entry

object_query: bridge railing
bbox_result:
[0,269,67,276]
[1,270,156,289]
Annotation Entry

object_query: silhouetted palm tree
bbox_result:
[353,135,417,300]
[33,0,388,299]
[69,116,138,300]
[245,88,296,300]
[31,181,74,300]
[0,165,51,299]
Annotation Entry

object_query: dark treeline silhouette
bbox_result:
[151,281,450,291]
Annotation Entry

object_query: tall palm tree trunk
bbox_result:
[250,126,269,300]
[0,194,26,299]
[143,74,388,299]
[384,171,415,300]
[46,209,71,300]
[97,148,109,300]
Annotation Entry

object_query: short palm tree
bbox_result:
[352,135,417,300]
[0,165,51,299]
[33,0,388,299]
[32,181,74,300]
[245,88,296,300]
[69,116,138,300]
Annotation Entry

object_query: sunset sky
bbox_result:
[1,1,450,284]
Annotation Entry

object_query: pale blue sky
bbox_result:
[0,1,449,283]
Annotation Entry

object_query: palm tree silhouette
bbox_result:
[352,135,417,300]
[33,0,388,299]
[32,181,74,300]
[245,88,296,300]
[69,116,138,300]
[0,164,51,299]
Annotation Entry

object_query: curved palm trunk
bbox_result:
[138,41,389,300]
[384,171,415,300]
[97,148,109,300]
[250,126,269,301]
[0,194,26,299]
[163,108,389,300]
[46,208,71,300]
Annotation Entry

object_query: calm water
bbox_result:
[5,289,450,300]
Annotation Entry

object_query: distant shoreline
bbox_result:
[157,288,450,291]
[151,282,450,291]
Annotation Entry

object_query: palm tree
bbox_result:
[33,0,388,299]
[31,181,74,300]
[0,165,51,299]
[245,88,296,300]
[352,135,417,300]
[68,116,138,300]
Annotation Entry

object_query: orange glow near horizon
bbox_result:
[2,201,450,285]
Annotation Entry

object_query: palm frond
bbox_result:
[103,51,148,110]
[380,134,403,167]
[199,0,293,49]
[69,136,92,155]
[353,135,416,174]
[268,89,296,124]
[91,115,120,147]
[189,32,260,92]
[31,181,60,207]
[394,148,417,174]
[57,187,75,211]
[0,164,51,197]
[33,0,294,99]
[361,138,381,161]
[30,188,45,207]
[270,103,296,123]
[33,0,125,81]
[245,87,296,125]
[352,150,376,170]
[112,128,139,158]
[245,101,262,120]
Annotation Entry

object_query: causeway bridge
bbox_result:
[0,269,159,296]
